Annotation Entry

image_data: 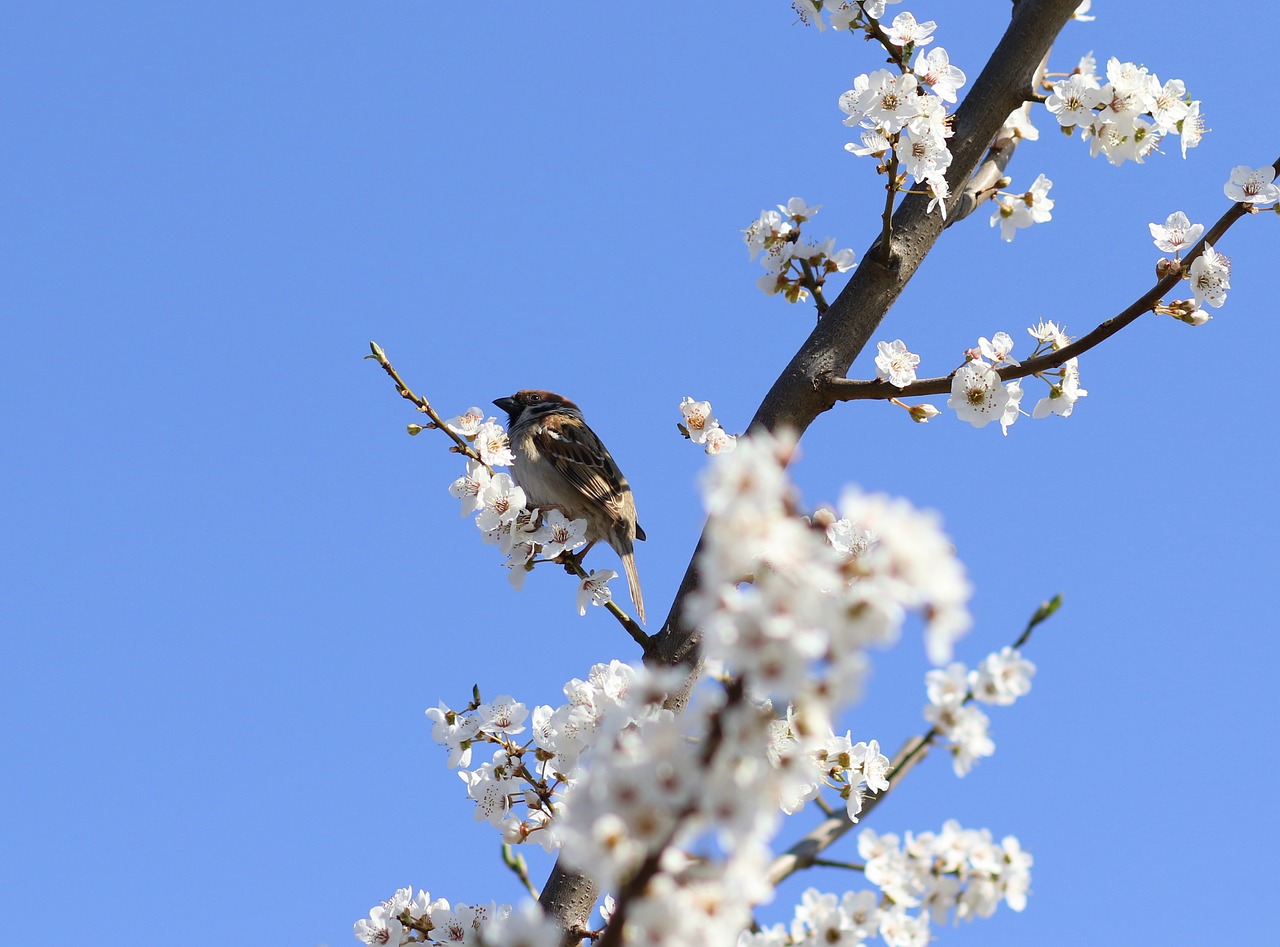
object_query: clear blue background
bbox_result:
[3,2,1275,944]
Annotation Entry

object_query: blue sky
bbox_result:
[3,2,1276,945]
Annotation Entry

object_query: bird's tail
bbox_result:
[619,545,645,624]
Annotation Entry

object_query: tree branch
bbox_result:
[821,179,1271,403]
[648,0,1082,670]
[365,341,484,460]
[539,0,1089,933]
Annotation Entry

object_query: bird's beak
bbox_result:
[493,396,517,414]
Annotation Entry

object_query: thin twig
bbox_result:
[810,858,868,872]
[799,259,831,319]
[877,155,901,266]
[503,843,540,899]
[948,48,1047,228]
[856,11,908,70]
[946,133,1017,227]
[366,341,481,460]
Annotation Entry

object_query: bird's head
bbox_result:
[493,390,579,424]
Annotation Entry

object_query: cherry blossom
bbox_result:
[1223,164,1280,204]
[875,339,921,388]
[1148,211,1204,254]
[1188,245,1231,309]
[948,361,1011,429]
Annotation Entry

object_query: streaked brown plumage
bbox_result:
[493,390,646,622]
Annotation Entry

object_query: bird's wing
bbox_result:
[538,416,632,517]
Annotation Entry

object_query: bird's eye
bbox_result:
[527,393,541,403]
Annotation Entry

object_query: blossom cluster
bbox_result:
[742,821,1032,947]
[545,435,974,945]
[791,0,902,32]
[679,396,736,455]
[690,433,972,687]
[1147,208,1225,322]
[415,407,1037,939]
[877,177,1264,423]
[835,11,963,218]
[874,323,1086,433]
[443,408,618,608]
[772,718,892,822]
[354,886,510,947]
[989,173,1054,242]
[924,646,1036,777]
[745,197,856,302]
[389,426,1036,947]
[1146,189,1263,326]
[1045,54,1204,164]
[792,14,1212,247]
[424,660,649,853]
[956,323,1086,430]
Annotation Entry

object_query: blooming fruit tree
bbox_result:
[362,2,1278,946]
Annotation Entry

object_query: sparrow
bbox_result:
[493,390,647,623]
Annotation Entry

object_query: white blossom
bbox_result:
[449,460,493,517]
[1000,381,1024,436]
[913,46,966,103]
[884,12,936,48]
[1031,357,1088,418]
[444,407,485,439]
[475,473,527,533]
[978,331,1019,367]
[1028,319,1070,350]
[1148,210,1204,254]
[477,694,529,736]
[426,702,482,768]
[845,127,892,158]
[703,425,737,455]
[779,196,822,221]
[473,419,515,467]
[532,509,587,559]
[1179,100,1206,157]
[1045,74,1104,128]
[971,647,1036,706]
[1188,245,1231,309]
[990,174,1053,241]
[1223,164,1280,204]
[680,397,717,444]
[948,360,1010,429]
[577,569,616,615]
[874,339,921,388]
[894,127,952,184]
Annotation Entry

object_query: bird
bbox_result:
[493,390,646,623]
